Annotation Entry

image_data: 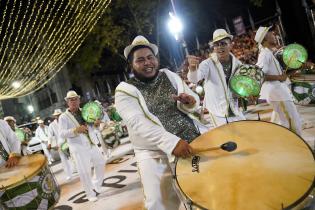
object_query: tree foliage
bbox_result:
[68,0,159,75]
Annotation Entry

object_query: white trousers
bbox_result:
[41,142,53,162]
[269,101,302,136]
[71,145,106,198]
[210,114,246,128]
[137,158,181,210]
[58,149,73,178]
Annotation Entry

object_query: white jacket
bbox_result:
[115,69,200,161]
[0,120,21,166]
[256,46,292,102]
[59,109,102,153]
[48,119,64,147]
[187,53,242,117]
[35,125,49,143]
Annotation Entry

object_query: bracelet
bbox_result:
[9,153,21,158]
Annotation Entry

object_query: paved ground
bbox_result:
[51,103,315,210]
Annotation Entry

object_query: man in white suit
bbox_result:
[35,119,54,164]
[187,29,246,127]
[59,91,106,202]
[48,109,74,180]
[115,35,200,210]
[0,119,21,168]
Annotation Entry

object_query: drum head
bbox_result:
[0,154,46,189]
[175,121,315,210]
[82,101,103,123]
[283,44,308,69]
[61,142,69,152]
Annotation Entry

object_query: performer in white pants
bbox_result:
[48,109,74,180]
[35,120,54,164]
[187,29,246,128]
[59,91,106,202]
[255,26,302,135]
[116,35,199,210]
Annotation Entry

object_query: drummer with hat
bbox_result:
[48,109,74,180]
[187,29,246,127]
[59,90,106,202]
[115,35,200,210]
[255,26,302,135]
[0,119,21,168]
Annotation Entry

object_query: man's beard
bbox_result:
[133,69,159,83]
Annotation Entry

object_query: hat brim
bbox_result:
[52,113,62,116]
[64,95,80,101]
[124,43,158,59]
[210,34,233,45]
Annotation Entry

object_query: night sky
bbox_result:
[160,0,315,60]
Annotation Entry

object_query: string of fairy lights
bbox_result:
[0,0,111,99]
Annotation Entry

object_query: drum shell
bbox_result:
[0,154,60,209]
[290,75,315,105]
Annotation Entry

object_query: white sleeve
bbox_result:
[256,52,270,74]
[59,115,78,139]
[47,124,54,145]
[2,121,21,155]
[115,91,180,155]
[187,59,210,84]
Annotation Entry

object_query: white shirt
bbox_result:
[187,53,243,118]
[48,120,64,147]
[35,125,49,143]
[256,47,293,102]
[0,120,21,166]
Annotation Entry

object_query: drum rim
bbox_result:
[174,120,315,210]
[0,154,47,190]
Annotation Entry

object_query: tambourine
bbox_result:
[283,43,308,69]
[81,101,103,123]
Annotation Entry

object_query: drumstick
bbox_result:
[193,141,237,154]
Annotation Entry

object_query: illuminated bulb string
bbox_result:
[0,0,111,99]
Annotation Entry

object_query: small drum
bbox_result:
[0,154,60,209]
[82,101,103,123]
[175,121,315,210]
[101,126,120,149]
[291,74,315,105]
[230,64,264,97]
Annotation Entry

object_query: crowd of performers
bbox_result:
[1,25,314,210]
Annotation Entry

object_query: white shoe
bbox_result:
[95,187,106,194]
[88,196,98,202]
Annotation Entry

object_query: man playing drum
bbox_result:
[115,35,200,210]
[0,119,21,168]
[187,29,246,127]
[48,109,74,181]
[59,91,106,202]
[255,26,302,135]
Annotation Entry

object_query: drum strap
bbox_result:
[210,57,231,115]
[0,129,9,161]
[272,56,283,75]
[65,111,95,146]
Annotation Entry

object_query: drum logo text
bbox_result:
[192,156,200,173]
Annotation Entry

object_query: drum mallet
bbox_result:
[193,141,237,154]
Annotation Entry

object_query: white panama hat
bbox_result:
[254,26,272,44]
[4,116,16,122]
[37,119,44,124]
[64,90,80,101]
[52,109,62,116]
[124,35,158,59]
[210,29,233,44]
